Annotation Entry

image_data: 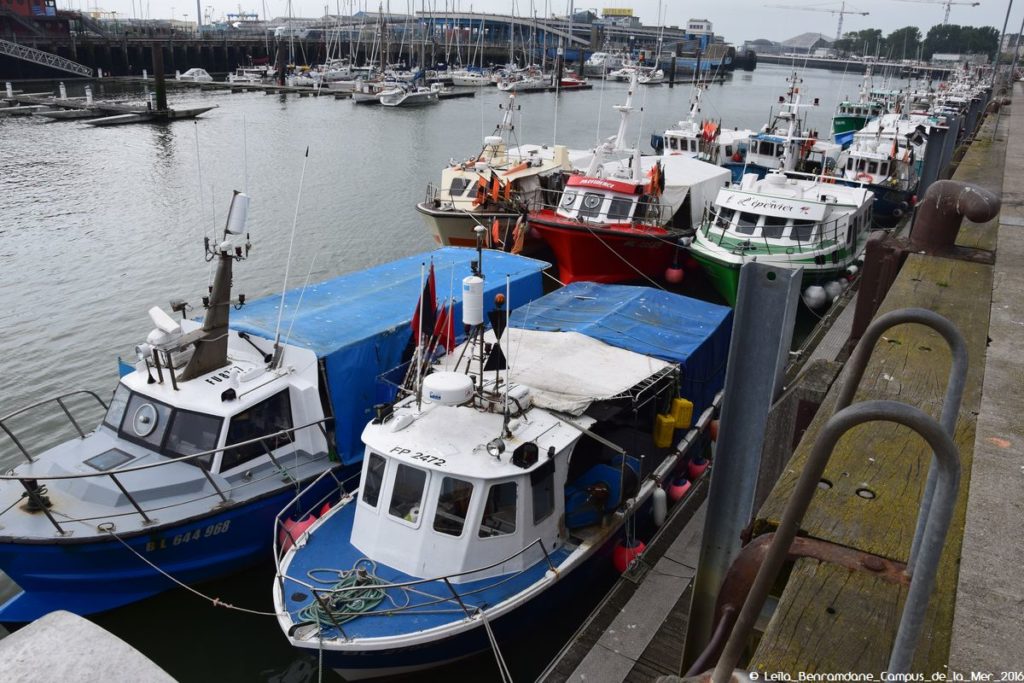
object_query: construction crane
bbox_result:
[892,0,981,25]
[765,2,869,41]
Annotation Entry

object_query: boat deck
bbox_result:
[280,502,572,640]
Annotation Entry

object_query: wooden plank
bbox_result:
[751,560,905,673]
[750,253,993,672]
[755,254,991,560]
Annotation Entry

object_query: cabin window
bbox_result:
[715,208,735,229]
[735,212,759,235]
[846,158,854,171]
[479,481,518,537]
[560,191,577,208]
[362,453,387,507]
[668,138,678,150]
[121,393,173,451]
[725,145,733,157]
[607,197,633,221]
[578,192,604,220]
[222,390,293,471]
[104,384,130,430]
[762,215,788,239]
[690,140,698,152]
[531,460,556,524]
[433,476,474,536]
[388,463,428,525]
[879,162,889,175]
[757,140,774,156]
[868,161,879,174]
[791,220,816,242]
[164,409,222,468]
[856,159,867,172]
[449,177,469,197]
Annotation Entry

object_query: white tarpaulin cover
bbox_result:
[453,328,674,416]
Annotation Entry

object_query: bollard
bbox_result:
[143,68,148,80]
[175,70,181,79]
[98,67,103,78]
[58,82,67,100]
[5,81,11,97]
[85,85,93,104]
[908,179,1001,254]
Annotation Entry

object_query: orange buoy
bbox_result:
[612,539,646,574]
[688,456,709,480]
[665,265,685,284]
[667,476,692,502]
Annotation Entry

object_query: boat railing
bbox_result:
[700,206,849,255]
[423,182,439,206]
[0,415,336,535]
[276,520,559,640]
[0,390,110,464]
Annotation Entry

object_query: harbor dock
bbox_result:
[541,85,1022,680]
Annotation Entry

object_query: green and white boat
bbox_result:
[688,172,874,307]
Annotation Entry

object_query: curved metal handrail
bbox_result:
[712,400,961,680]
[833,307,967,570]
[0,390,109,463]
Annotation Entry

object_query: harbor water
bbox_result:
[0,63,907,681]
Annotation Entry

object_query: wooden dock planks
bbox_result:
[747,115,1003,674]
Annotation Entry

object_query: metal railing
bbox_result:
[0,39,93,77]
[0,413,335,535]
[0,390,109,464]
[699,205,854,257]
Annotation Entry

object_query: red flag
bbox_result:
[491,217,503,248]
[433,302,457,352]
[410,263,437,339]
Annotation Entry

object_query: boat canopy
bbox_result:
[232,248,547,464]
[509,282,732,415]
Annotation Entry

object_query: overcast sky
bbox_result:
[81,0,1014,44]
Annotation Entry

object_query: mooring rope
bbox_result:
[105,528,279,617]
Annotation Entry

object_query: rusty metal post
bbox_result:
[849,233,906,344]
[908,180,1001,254]
[151,47,167,111]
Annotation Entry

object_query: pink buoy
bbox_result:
[279,513,317,553]
[667,476,692,502]
[688,456,709,480]
[665,265,685,284]
[612,539,646,574]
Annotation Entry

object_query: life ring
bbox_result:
[855,172,873,183]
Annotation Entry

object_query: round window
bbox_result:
[583,194,602,209]
[560,192,576,208]
[132,403,158,437]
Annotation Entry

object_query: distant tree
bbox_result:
[884,26,922,60]
[923,24,999,59]
[834,28,884,56]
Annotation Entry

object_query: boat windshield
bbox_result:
[113,389,223,468]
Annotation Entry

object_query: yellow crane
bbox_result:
[765,2,869,41]
[892,0,981,25]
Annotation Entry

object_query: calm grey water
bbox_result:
[0,63,902,681]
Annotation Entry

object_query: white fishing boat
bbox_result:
[583,51,627,76]
[658,83,755,169]
[689,160,874,307]
[497,68,550,91]
[416,93,590,250]
[450,69,491,87]
[637,68,665,85]
[379,84,441,107]
[176,68,213,83]
[227,66,274,83]
[272,245,732,679]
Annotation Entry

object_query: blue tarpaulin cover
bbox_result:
[509,281,733,416]
[232,248,548,464]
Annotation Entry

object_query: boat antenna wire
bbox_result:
[193,121,213,285]
[416,262,426,410]
[284,253,318,346]
[272,146,311,367]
